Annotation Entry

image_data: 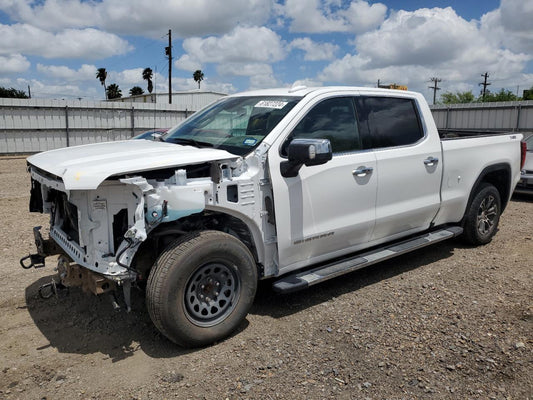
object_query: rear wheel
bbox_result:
[462,183,501,245]
[146,230,257,347]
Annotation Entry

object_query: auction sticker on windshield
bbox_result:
[243,138,258,146]
[254,100,288,109]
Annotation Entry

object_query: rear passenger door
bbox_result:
[354,96,442,241]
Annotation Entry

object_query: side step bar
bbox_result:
[272,226,463,294]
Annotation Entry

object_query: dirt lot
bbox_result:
[0,156,531,400]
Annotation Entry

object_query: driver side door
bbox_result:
[268,95,377,273]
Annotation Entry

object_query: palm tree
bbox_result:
[106,83,122,99]
[129,86,144,96]
[193,70,204,89]
[142,67,153,93]
[96,68,107,100]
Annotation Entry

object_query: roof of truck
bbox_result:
[229,86,420,98]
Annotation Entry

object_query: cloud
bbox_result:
[175,55,202,72]
[175,26,287,90]
[216,63,278,90]
[0,0,274,37]
[340,0,389,33]
[217,63,273,77]
[180,26,286,65]
[318,7,531,94]
[289,38,339,61]
[37,64,97,81]
[0,54,30,74]
[0,0,98,31]
[283,0,387,33]
[11,77,99,99]
[249,73,280,90]
[481,0,533,54]
[113,68,146,85]
[0,24,132,59]
[353,8,477,68]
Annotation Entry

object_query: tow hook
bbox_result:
[38,279,69,300]
[20,254,46,269]
[20,226,64,269]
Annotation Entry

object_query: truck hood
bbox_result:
[27,140,238,190]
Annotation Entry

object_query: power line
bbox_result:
[428,77,442,105]
[479,72,491,101]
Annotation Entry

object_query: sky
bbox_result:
[0,0,532,103]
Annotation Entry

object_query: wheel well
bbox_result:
[463,164,511,223]
[132,211,259,279]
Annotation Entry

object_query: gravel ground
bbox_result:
[0,156,531,400]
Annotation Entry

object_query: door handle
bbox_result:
[352,166,373,177]
[424,157,439,166]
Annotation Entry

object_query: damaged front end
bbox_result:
[22,158,234,310]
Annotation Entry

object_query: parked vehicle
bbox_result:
[515,134,533,193]
[22,87,525,347]
[132,128,168,141]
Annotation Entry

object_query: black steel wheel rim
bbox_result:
[476,194,498,237]
[183,262,240,327]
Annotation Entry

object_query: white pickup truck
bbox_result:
[23,87,526,347]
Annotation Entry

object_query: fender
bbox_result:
[462,163,511,223]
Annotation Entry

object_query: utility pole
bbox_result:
[428,77,441,105]
[27,85,31,98]
[165,29,172,104]
[479,72,491,101]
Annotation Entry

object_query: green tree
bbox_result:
[481,88,519,102]
[0,86,29,98]
[193,69,204,89]
[106,83,122,99]
[96,67,108,100]
[142,67,153,93]
[129,86,144,96]
[441,90,475,104]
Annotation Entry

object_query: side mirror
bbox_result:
[280,138,332,177]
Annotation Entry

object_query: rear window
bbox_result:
[355,97,423,149]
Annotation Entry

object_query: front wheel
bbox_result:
[462,183,501,245]
[146,231,258,347]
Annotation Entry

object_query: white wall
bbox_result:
[430,100,533,132]
[0,98,198,154]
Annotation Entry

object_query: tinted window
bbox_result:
[287,97,360,154]
[355,97,423,149]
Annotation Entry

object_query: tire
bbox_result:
[462,183,501,245]
[146,230,257,347]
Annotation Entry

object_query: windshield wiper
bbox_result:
[168,138,214,148]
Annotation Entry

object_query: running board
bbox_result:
[272,226,463,294]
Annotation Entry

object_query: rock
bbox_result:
[363,382,372,388]
[515,342,525,349]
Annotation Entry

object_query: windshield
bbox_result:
[164,96,302,156]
